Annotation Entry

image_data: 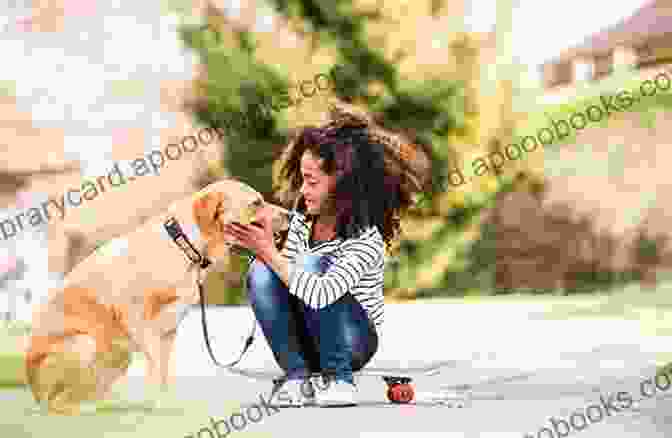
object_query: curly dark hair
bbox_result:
[273,105,432,254]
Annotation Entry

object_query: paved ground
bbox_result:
[2,299,672,438]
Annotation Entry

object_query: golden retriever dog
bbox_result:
[25,178,290,415]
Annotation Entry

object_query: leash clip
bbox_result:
[164,217,212,269]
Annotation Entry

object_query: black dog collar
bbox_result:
[163,216,212,269]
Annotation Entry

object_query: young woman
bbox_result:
[223,107,430,407]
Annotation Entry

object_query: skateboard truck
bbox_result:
[382,376,472,407]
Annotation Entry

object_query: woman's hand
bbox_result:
[222,206,278,263]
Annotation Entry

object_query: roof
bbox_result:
[542,0,672,65]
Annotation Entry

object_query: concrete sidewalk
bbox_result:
[2,301,671,438]
[124,302,672,438]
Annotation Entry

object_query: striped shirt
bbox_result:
[280,210,386,334]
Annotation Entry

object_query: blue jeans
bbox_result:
[246,253,378,384]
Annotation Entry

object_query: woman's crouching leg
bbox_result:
[311,294,378,385]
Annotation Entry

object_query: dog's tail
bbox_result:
[27,334,99,414]
[26,334,131,415]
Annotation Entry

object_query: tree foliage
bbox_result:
[177,0,525,301]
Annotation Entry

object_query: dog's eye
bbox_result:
[252,198,263,207]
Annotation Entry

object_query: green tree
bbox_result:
[178,0,526,300]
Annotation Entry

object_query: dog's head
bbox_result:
[192,179,291,260]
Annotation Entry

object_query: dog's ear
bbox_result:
[193,192,222,240]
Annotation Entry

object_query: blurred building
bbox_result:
[0,0,227,320]
[490,0,672,292]
[540,0,672,102]
[0,164,78,322]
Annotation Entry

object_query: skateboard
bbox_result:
[225,360,471,406]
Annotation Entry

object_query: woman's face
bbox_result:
[300,149,337,216]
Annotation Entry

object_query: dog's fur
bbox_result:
[25,179,290,415]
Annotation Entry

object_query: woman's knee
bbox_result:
[246,260,278,291]
[246,260,285,308]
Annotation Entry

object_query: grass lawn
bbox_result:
[0,322,29,387]
[0,353,25,388]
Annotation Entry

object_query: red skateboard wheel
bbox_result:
[387,383,414,404]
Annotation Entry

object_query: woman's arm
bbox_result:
[260,209,303,286]
[223,207,384,310]
[223,205,297,287]
[263,235,384,308]
[286,236,384,310]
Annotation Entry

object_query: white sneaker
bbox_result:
[267,377,315,408]
[315,379,358,407]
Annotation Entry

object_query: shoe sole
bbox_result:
[268,378,314,408]
[316,396,357,408]
[267,398,316,408]
[267,393,315,408]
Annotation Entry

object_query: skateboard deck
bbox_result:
[225,360,470,406]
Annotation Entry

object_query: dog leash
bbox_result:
[227,205,297,366]
[163,217,256,369]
